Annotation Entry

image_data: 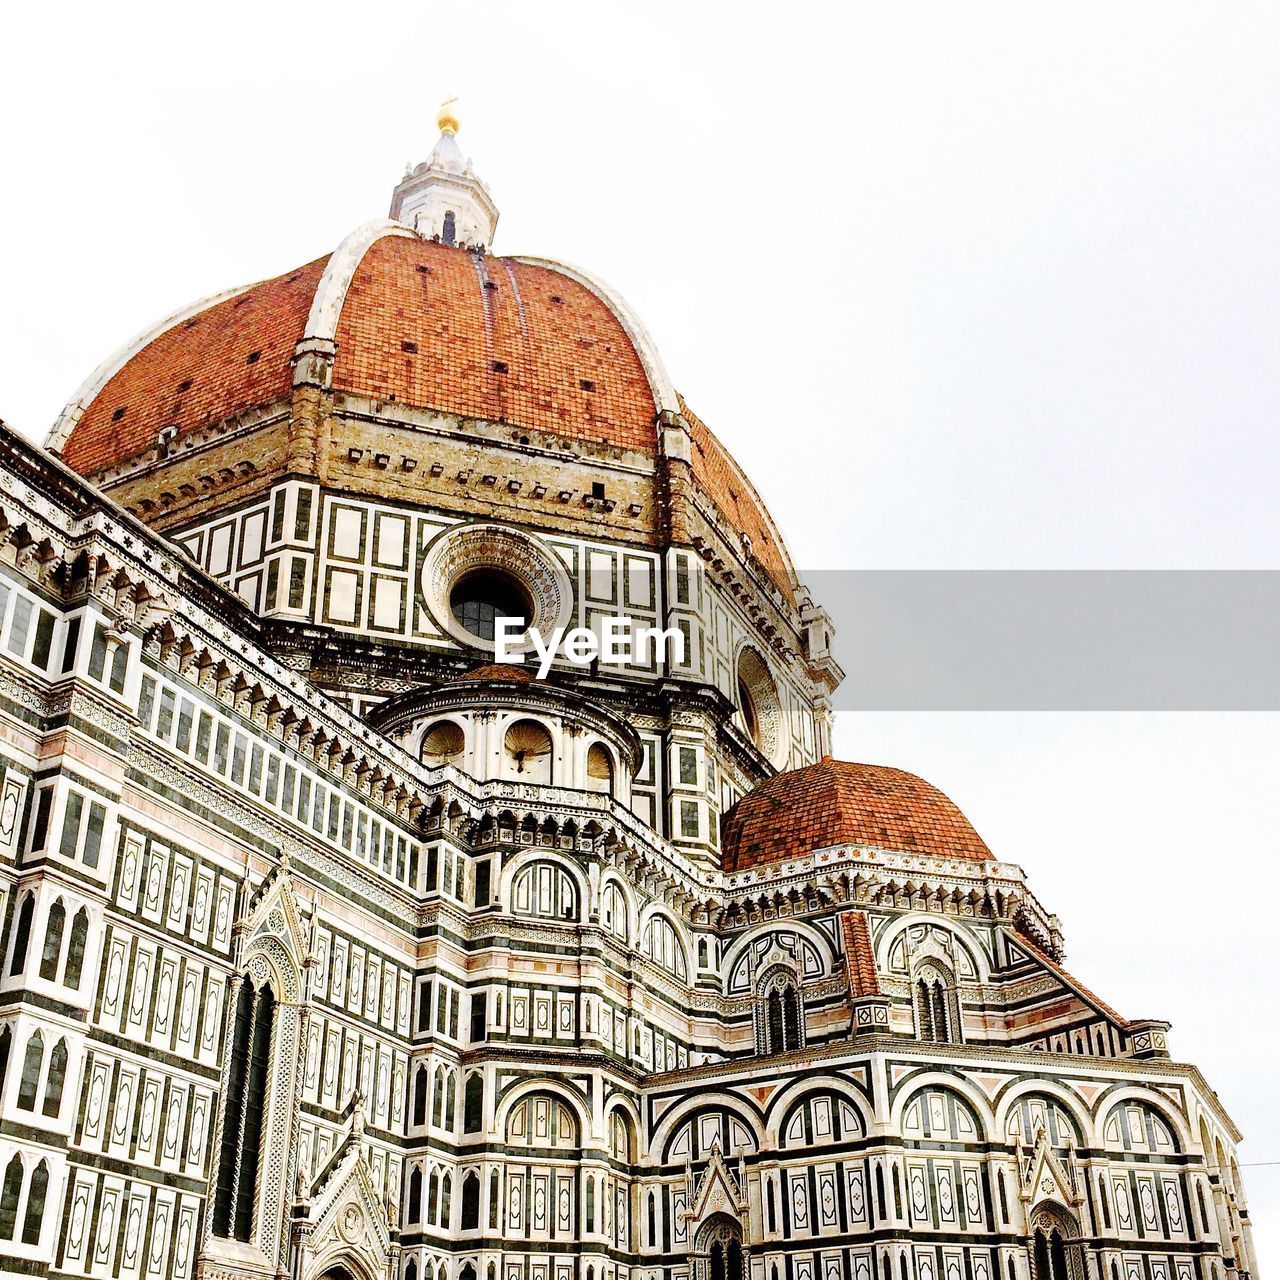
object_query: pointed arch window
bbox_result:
[42,1039,67,1117]
[913,962,960,1044]
[1029,1206,1083,1280]
[0,1154,21,1239]
[20,1159,46,1245]
[9,895,33,975]
[408,1167,422,1223]
[442,211,457,246]
[64,909,89,989]
[0,1027,10,1099]
[461,1171,480,1230]
[463,1071,483,1132]
[412,1064,429,1126]
[17,1032,43,1110]
[212,977,276,1242]
[756,967,804,1055]
[39,900,65,981]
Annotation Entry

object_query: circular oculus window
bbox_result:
[421,523,574,652]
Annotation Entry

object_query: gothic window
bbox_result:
[64,909,88,988]
[42,1039,67,1117]
[413,1065,428,1126]
[38,900,64,981]
[464,1072,483,1132]
[17,1032,43,1109]
[432,1068,445,1127]
[461,1171,480,1229]
[601,880,628,941]
[490,1169,500,1229]
[913,962,959,1043]
[585,1174,595,1231]
[445,1070,457,1130]
[440,1172,452,1225]
[756,967,804,1055]
[9,894,33,975]
[0,1028,9,1098]
[408,1168,422,1223]
[0,1155,20,1239]
[697,1214,744,1280]
[212,977,276,1242]
[20,1159,46,1245]
[1029,1206,1082,1280]
[428,1170,440,1222]
[407,1262,418,1280]
[443,211,457,246]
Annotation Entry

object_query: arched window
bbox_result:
[444,1071,457,1131]
[913,962,959,1044]
[511,860,579,922]
[586,743,614,795]
[413,1064,429,1126]
[463,1072,483,1132]
[39,900,65,981]
[461,1171,480,1230]
[428,1169,440,1223]
[0,1027,10,1098]
[408,1168,422,1223]
[9,895,33,975]
[440,1171,452,1225]
[17,1032,43,1110]
[641,913,688,981]
[756,968,804,1055]
[406,1261,418,1280]
[585,1174,595,1232]
[42,1039,67,1117]
[601,881,628,941]
[20,1159,46,1245]
[489,1168,500,1229]
[442,210,457,246]
[212,978,276,1242]
[697,1214,744,1280]
[1029,1206,1082,1280]
[0,1154,21,1239]
[64,909,88,989]
[432,1068,445,1128]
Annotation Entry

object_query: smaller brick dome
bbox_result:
[721,758,992,872]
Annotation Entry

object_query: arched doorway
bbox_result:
[694,1213,745,1280]
[1028,1204,1085,1280]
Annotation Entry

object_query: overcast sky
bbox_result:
[3,0,1277,1267]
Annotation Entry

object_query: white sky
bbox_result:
[2,0,1277,1267]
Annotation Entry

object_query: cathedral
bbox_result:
[0,107,1257,1280]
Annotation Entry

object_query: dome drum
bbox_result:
[368,670,641,801]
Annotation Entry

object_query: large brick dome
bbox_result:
[49,225,795,604]
[721,757,993,871]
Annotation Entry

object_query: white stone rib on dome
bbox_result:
[303,219,417,344]
[510,256,680,418]
[45,281,257,452]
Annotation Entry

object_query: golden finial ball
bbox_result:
[437,99,460,136]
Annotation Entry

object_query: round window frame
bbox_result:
[421,523,574,654]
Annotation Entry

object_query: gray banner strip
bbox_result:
[800,571,1280,710]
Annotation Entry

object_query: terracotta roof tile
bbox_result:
[722,757,992,871]
[332,238,657,450]
[841,910,882,997]
[1008,929,1129,1028]
[64,257,327,474]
